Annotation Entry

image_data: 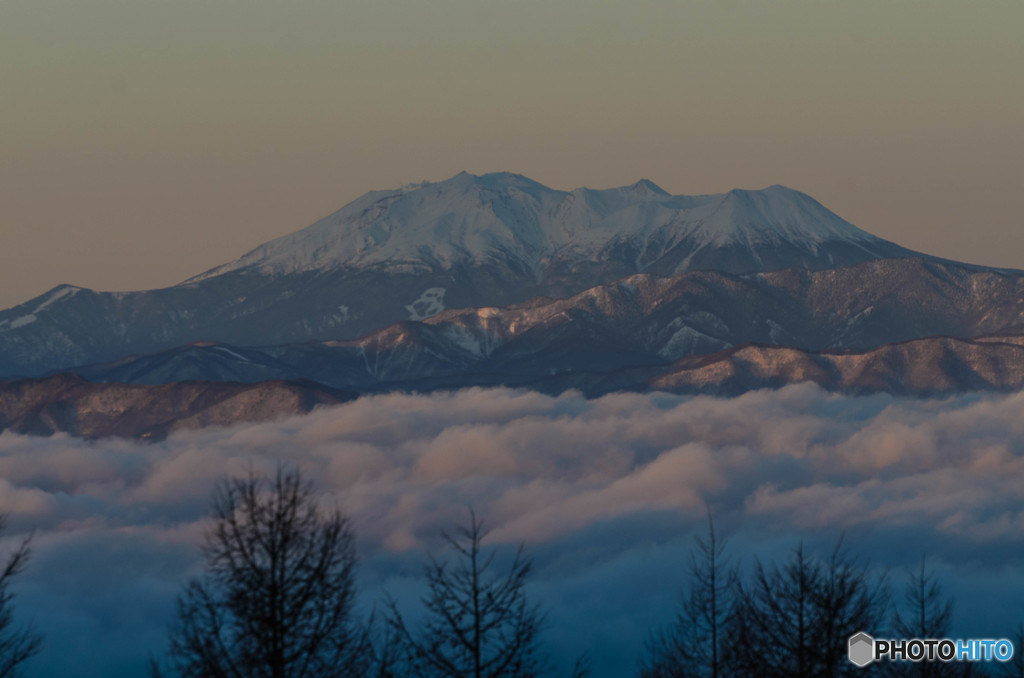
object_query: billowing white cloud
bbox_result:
[1,384,1023,677]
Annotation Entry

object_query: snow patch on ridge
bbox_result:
[660,326,729,359]
[0,286,82,332]
[33,286,81,313]
[213,346,251,363]
[406,288,446,321]
[4,314,37,329]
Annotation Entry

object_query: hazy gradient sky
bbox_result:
[2,0,1022,309]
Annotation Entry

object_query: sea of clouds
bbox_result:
[1,384,1023,677]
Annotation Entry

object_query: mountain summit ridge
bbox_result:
[184,172,893,283]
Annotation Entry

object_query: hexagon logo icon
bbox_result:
[848,632,875,667]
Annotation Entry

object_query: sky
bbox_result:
[2,0,1023,309]
[2,385,1024,677]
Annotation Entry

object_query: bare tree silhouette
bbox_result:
[892,555,980,678]
[0,516,41,678]
[638,509,737,678]
[727,538,889,678]
[160,466,372,678]
[386,509,586,678]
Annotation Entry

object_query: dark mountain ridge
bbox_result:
[60,258,1024,393]
[0,373,354,440]
[6,332,1024,440]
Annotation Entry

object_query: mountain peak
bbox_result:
[439,170,544,191]
[627,179,670,196]
[703,184,876,246]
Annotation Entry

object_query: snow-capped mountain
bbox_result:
[187,172,903,282]
[0,172,936,376]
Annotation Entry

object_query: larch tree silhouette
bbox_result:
[638,509,737,678]
[892,555,981,678]
[385,510,587,678]
[158,466,372,678]
[0,515,41,678]
[726,538,889,678]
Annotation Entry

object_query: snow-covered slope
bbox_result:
[187,172,896,282]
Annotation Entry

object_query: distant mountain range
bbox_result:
[4,333,1024,440]
[61,258,1024,394]
[0,173,924,377]
[2,172,1023,438]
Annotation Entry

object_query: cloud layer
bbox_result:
[1,384,1023,676]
